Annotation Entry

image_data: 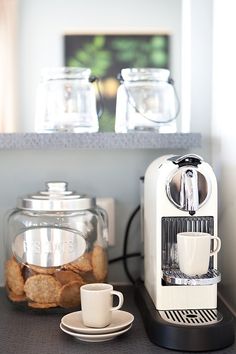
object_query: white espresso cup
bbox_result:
[80,283,124,328]
[177,232,221,276]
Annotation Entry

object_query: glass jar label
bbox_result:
[12,227,86,267]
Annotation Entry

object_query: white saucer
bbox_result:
[61,310,134,334]
[60,322,132,342]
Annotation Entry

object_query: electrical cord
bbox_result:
[108,205,141,283]
[109,252,140,264]
[122,205,140,283]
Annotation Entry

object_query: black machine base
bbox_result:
[135,280,235,352]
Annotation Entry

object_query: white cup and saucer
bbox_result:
[60,283,134,342]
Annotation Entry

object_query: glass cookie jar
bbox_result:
[4,182,108,311]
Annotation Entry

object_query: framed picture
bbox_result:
[64,32,170,131]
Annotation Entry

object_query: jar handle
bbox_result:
[89,75,104,119]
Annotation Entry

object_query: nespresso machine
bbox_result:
[135,154,234,351]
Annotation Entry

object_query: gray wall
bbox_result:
[18,0,182,132]
[190,0,213,160]
[0,0,215,292]
[211,0,236,315]
[0,147,191,286]
[3,0,182,286]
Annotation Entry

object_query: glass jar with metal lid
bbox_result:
[4,182,108,311]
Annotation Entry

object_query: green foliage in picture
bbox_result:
[111,37,168,67]
[68,36,112,77]
[65,34,169,131]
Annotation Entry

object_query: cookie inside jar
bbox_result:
[5,244,108,312]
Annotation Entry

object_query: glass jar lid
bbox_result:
[16,182,96,211]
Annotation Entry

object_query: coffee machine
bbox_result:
[135,154,234,351]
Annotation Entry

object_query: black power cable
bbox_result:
[109,252,140,264]
[108,205,141,283]
[122,205,141,284]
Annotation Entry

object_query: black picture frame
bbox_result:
[64,33,170,131]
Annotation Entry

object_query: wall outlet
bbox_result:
[96,197,115,246]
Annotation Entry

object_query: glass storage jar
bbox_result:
[35,67,101,133]
[115,68,179,133]
[4,182,108,311]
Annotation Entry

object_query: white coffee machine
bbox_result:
[135,154,234,351]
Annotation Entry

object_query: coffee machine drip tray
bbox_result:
[159,308,223,326]
[163,269,221,286]
[135,280,235,352]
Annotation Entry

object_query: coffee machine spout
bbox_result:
[180,168,199,214]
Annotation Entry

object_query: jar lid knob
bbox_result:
[46,181,68,193]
